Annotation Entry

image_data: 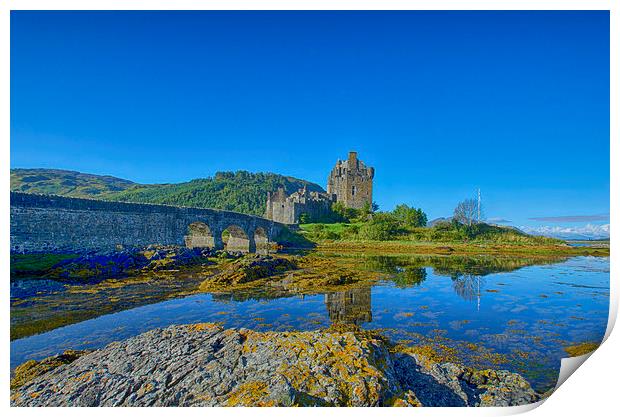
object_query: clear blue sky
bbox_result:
[10,11,609,234]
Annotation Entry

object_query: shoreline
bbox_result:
[310,240,609,257]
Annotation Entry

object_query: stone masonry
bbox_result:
[264,186,335,224]
[327,151,374,209]
[10,192,285,253]
[265,151,375,224]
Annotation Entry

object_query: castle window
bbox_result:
[352,186,356,196]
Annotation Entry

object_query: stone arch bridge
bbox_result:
[10,192,288,253]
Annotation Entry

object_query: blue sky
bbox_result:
[10,11,610,236]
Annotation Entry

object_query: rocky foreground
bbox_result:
[11,323,540,407]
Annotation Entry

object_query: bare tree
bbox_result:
[453,198,478,225]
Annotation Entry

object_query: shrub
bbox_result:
[357,213,403,241]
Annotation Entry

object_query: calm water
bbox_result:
[10,255,609,392]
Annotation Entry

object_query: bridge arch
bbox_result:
[254,226,270,253]
[184,222,215,249]
[221,224,251,253]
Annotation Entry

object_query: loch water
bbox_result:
[10,254,609,392]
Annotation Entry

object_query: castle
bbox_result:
[264,186,335,225]
[265,151,374,224]
[327,151,374,210]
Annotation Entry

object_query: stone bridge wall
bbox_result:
[10,192,286,253]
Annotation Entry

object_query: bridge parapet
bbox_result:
[10,192,285,253]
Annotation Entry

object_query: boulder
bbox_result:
[10,324,540,407]
[201,255,297,288]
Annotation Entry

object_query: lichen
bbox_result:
[223,381,274,407]
[11,350,90,389]
[187,323,222,333]
[564,342,599,357]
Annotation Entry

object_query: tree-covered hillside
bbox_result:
[10,169,325,216]
[107,171,324,215]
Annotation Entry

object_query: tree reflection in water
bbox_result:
[209,254,568,318]
[391,266,427,288]
[355,254,568,305]
[451,274,485,305]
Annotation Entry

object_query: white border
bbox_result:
[1,2,616,417]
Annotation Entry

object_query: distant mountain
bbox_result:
[427,217,452,227]
[11,169,135,198]
[519,224,610,240]
[10,169,325,216]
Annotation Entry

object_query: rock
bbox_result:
[45,246,216,280]
[10,350,90,390]
[10,324,540,407]
[200,255,297,288]
[46,250,145,280]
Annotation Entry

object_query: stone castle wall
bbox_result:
[265,187,334,224]
[265,151,374,223]
[327,151,374,209]
[10,192,284,253]
[267,200,297,224]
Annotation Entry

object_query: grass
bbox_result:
[300,222,353,233]
[274,226,316,248]
[295,222,609,257]
[314,240,609,257]
[10,254,79,278]
[300,222,561,244]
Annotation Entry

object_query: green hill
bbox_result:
[10,168,324,216]
[10,169,135,198]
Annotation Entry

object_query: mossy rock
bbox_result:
[11,350,90,389]
[202,255,297,288]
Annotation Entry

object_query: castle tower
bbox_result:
[327,151,374,209]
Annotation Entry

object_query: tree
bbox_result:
[331,202,360,222]
[392,204,428,228]
[360,201,373,218]
[453,198,478,226]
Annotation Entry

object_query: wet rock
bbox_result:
[45,246,216,280]
[201,255,297,288]
[10,324,540,407]
[47,250,146,279]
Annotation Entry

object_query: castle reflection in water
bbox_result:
[324,287,372,325]
[322,274,486,325]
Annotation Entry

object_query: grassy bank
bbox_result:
[312,240,609,257]
[299,222,562,244]
[294,221,609,257]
